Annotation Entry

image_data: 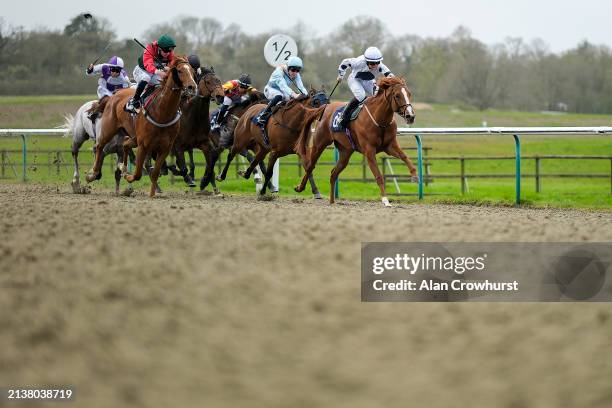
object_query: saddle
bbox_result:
[331,103,364,132]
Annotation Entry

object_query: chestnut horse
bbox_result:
[217,89,328,196]
[86,56,197,197]
[295,77,417,207]
[171,67,224,188]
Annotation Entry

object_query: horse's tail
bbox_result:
[295,105,326,158]
[59,114,75,138]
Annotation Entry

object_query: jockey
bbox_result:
[258,56,308,126]
[86,56,130,120]
[337,46,394,128]
[125,34,177,113]
[211,74,258,131]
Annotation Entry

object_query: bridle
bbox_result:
[193,71,221,102]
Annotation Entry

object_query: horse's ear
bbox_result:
[210,66,215,73]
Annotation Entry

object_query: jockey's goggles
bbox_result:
[160,46,175,53]
[288,67,301,73]
[110,66,121,73]
[366,61,381,66]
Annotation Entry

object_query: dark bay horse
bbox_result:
[294,77,418,206]
[217,89,328,196]
[198,90,277,192]
[171,67,224,188]
[86,56,197,197]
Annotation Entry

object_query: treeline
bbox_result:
[2,14,612,113]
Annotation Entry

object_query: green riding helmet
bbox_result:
[157,34,176,50]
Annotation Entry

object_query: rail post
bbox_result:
[1,150,5,178]
[414,134,423,199]
[610,159,612,194]
[20,134,27,182]
[460,157,466,194]
[513,134,521,205]
[535,156,541,193]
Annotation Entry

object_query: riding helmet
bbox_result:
[364,47,383,63]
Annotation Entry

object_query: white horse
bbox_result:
[64,100,134,194]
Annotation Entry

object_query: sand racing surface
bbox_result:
[1,183,611,408]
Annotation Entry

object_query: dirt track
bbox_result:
[1,183,611,408]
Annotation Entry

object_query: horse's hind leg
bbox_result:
[125,144,147,184]
[384,138,419,182]
[200,143,219,193]
[114,152,122,194]
[71,132,89,193]
[329,145,353,204]
[362,145,390,207]
[307,173,322,199]
[176,148,195,187]
[260,150,280,196]
[295,138,328,194]
[188,149,195,181]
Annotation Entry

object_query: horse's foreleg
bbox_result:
[384,139,419,182]
[329,146,352,204]
[149,147,169,197]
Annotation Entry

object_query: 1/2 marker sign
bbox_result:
[264,34,298,67]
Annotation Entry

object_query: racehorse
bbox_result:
[170,67,224,189]
[199,90,277,193]
[65,101,135,194]
[294,77,418,207]
[86,56,197,197]
[217,88,328,196]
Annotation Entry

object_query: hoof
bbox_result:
[85,172,97,183]
[187,180,196,188]
[257,193,276,202]
[121,185,134,197]
[71,179,80,194]
[215,175,224,182]
[294,185,304,193]
[382,196,392,207]
[410,174,419,183]
[238,170,250,179]
[313,192,323,199]
[213,188,221,195]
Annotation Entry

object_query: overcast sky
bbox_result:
[3,0,612,53]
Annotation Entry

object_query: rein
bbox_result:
[143,61,191,128]
[272,99,310,133]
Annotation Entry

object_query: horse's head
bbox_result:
[377,77,416,124]
[169,56,197,96]
[307,87,329,108]
[197,66,224,105]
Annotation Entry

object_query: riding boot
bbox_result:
[212,104,229,130]
[257,95,283,127]
[340,97,360,128]
[126,80,147,112]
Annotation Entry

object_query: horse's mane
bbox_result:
[376,76,406,92]
[160,55,190,88]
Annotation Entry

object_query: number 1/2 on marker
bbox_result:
[273,41,289,61]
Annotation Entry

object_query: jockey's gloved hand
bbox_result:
[336,75,343,82]
[87,64,94,74]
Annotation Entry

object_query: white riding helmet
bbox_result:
[107,56,125,69]
[364,47,383,63]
